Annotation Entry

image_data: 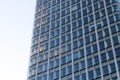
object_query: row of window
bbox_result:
[39,33,120,56]
[30,45,120,70]
[33,23,120,47]
[34,13,120,39]
[35,0,120,22]
[36,61,119,80]
[33,22,120,46]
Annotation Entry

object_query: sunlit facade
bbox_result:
[28,0,120,80]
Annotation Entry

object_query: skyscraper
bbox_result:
[28,0,120,80]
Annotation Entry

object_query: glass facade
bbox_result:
[28,0,120,80]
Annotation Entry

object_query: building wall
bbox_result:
[28,0,120,80]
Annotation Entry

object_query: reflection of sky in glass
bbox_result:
[0,0,35,80]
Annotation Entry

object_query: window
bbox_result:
[107,50,114,60]
[102,65,109,75]
[85,35,90,44]
[101,53,107,62]
[115,14,120,21]
[83,8,87,16]
[101,9,106,17]
[78,20,82,27]
[83,17,88,24]
[73,51,79,60]
[50,40,55,48]
[77,10,81,18]
[86,46,91,55]
[105,38,111,48]
[67,65,72,74]
[87,58,93,67]
[72,13,77,20]
[110,63,116,73]
[94,55,99,65]
[95,12,100,20]
[82,1,86,8]
[107,6,112,14]
[43,75,47,80]
[89,14,94,22]
[109,15,115,24]
[80,73,86,80]
[104,28,109,37]
[105,0,111,5]
[74,75,80,80]
[78,29,83,37]
[80,60,85,70]
[49,60,54,69]
[66,24,71,32]
[95,68,101,78]
[102,18,107,26]
[66,43,71,51]
[49,72,54,80]
[112,36,119,45]
[94,3,99,10]
[55,59,59,67]
[84,26,89,34]
[61,68,66,77]
[115,47,120,57]
[88,6,92,13]
[37,76,42,80]
[90,24,95,31]
[43,63,47,71]
[88,70,94,80]
[98,31,103,39]
[72,22,77,30]
[117,23,120,32]
[73,31,77,39]
[38,65,43,73]
[99,41,105,50]
[55,38,59,46]
[79,38,83,47]
[73,41,78,49]
[61,35,65,43]
[74,63,79,72]
[44,43,48,50]
[67,54,72,62]
[71,0,75,4]
[61,56,66,65]
[79,49,84,58]
[117,60,120,70]
[96,21,102,29]
[100,1,104,8]
[92,44,98,53]
[55,70,59,79]
[62,17,66,24]
[91,33,96,42]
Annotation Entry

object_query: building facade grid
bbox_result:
[28,0,120,80]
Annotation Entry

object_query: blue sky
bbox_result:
[0,0,35,80]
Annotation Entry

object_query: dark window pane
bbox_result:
[115,47,120,57]
[101,53,107,62]
[73,51,79,60]
[95,68,101,78]
[102,65,109,75]
[88,70,94,80]
[110,63,116,73]
[107,50,114,60]
[87,58,93,67]
[74,63,79,72]
[94,55,99,65]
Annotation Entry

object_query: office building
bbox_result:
[28,0,120,80]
